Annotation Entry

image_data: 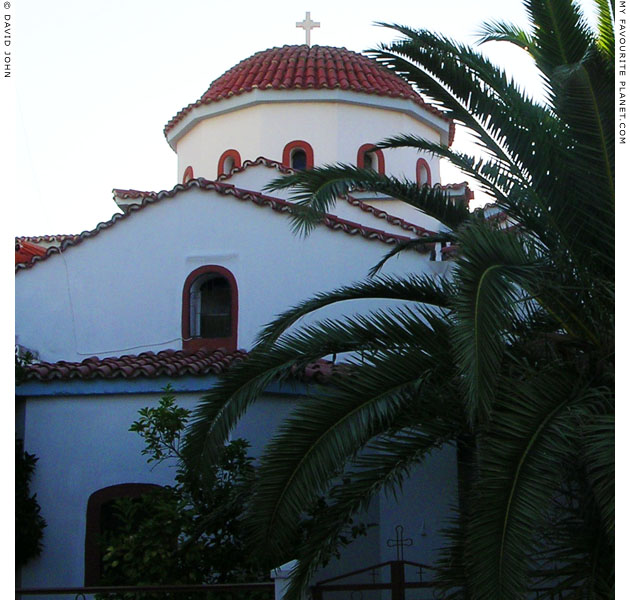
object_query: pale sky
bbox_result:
[12,0,548,237]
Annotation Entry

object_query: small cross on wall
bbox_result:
[296,11,320,46]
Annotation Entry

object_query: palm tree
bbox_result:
[185,0,614,597]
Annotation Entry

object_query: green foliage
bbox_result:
[16,439,46,568]
[99,389,368,599]
[98,390,267,600]
[184,0,614,598]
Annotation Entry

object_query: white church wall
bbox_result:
[175,100,441,185]
[18,387,299,589]
[226,164,447,237]
[16,186,431,363]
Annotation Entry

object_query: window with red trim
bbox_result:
[217,149,242,177]
[357,144,385,174]
[84,483,161,585]
[416,158,432,186]
[182,166,194,184]
[282,140,314,170]
[182,266,238,352]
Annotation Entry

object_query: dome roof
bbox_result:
[164,45,454,142]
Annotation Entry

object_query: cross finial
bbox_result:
[386,525,413,561]
[296,11,320,46]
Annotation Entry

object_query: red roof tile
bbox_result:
[15,240,46,265]
[22,348,338,384]
[23,348,248,381]
[16,178,426,273]
[164,45,455,145]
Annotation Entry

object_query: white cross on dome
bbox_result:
[296,11,320,46]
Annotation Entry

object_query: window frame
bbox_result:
[416,158,432,186]
[282,140,314,170]
[84,483,161,586]
[182,166,194,184]
[217,149,242,177]
[181,265,239,353]
[357,143,385,174]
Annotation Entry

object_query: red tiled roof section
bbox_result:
[24,348,248,381]
[16,178,426,273]
[15,240,46,265]
[164,45,454,144]
[22,348,340,384]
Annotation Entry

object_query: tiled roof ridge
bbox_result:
[215,156,295,181]
[16,234,80,244]
[163,45,455,145]
[344,195,436,237]
[16,178,428,273]
[213,155,446,237]
[22,347,339,383]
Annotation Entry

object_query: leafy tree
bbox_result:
[185,0,613,598]
[98,387,268,599]
[16,439,47,568]
[16,349,47,569]
[100,388,368,599]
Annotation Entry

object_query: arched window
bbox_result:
[357,144,385,174]
[182,166,194,184]
[416,158,432,186]
[217,149,242,177]
[182,265,238,352]
[282,140,314,170]
[85,483,160,585]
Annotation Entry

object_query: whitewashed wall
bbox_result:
[15,185,441,363]
[171,92,443,185]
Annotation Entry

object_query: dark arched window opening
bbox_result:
[85,483,160,585]
[282,140,314,170]
[191,276,231,338]
[291,149,307,170]
[182,265,238,352]
[357,144,385,174]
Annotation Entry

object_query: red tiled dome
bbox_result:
[164,45,454,142]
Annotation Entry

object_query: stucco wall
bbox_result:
[18,388,297,589]
[174,99,441,184]
[15,185,439,363]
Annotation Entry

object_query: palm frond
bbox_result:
[465,369,604,599]
[254,274,453,348]
[268,420,462,599]
[186,305,452,464]
[245,328,455,559]
[264,165,470,233]
[367,235,454,277]
[476,20,533,48]
[450,222,542,424]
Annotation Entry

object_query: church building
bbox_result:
[16,37,471,591]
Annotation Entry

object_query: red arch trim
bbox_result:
[217,149,242,177]
[181,265,239,353]
[182,165,194,184]
[85,483,161,585]
[282,140,314,169]
[357,144,385,174]
[416,158,432,186]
